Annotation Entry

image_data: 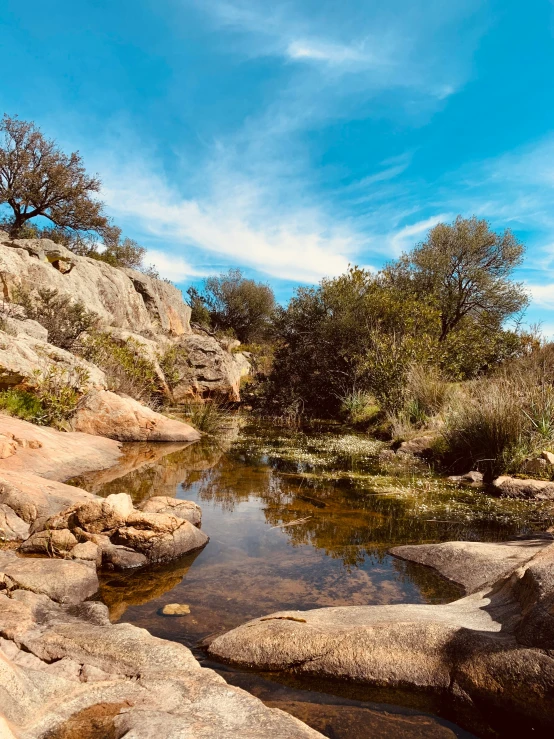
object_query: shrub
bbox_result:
[181,400,233,435]
[16,288,99,350]
[0,389,44,422]
[157,345,189,391]
[79,332,161,403]
[340,391,381,426]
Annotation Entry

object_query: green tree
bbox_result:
[0,114,119,243]
[384,216,528,342]
[192,269,276,343]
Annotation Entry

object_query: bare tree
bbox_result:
[0,114,119,242]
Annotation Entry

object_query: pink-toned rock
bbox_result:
[20,528,78,555]
[139,496,202,527]
[0,434,17,460]
[71,391,201,442]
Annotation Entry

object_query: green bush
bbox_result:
[340,390,381,426]
[0,389,44,422]
[16,288,99,350]
[181,400,232,434]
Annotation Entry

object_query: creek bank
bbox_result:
[208,537,554,735]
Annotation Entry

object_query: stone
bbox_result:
[0,414,122,481]
[0,503,30,541]
[162,603,190,616]
[139,496,202,526]
[0,553,98,604]
[1,316,48,342]
[19,528,78,555]
[0,434,17,460]
[0,329,106,391]
[492,475,554,499]
[390,539,551,594]
[70,541,101,564]
[522,457,549,476]
[71,390,201,442]
[73,493,133,534]
[113,518,209,563]
[171,333,250,402]
[397,433,438,457]
[541,450,554,465]
[102,545,148,570]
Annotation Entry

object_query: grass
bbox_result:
[181,399,234,435]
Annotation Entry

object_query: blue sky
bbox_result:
[2,0,554,331]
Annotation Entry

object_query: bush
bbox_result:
[157,345,189,391]
[340,391,381,426]
[79,332,161,404]
[181,400,233,434]
[0,389,44,422]
[16,288,99,350]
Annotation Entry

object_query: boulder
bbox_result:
[0,316,48,342]
[397,433,438,457]
[71,390,201,442]
[19,528,78,555]
[70,541,101,564]
[113,516,209,563]
[139,496,202,526]
[0,503,30,541]
[0,413,121,481]
[0,551,98,604]
[492,476,554,499]
[541,450,554,465]
[171,333,250,402]
[0,329,106,390]
[0,235,192,337]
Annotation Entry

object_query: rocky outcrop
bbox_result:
[492,475,554,499]
[0,575,322,738]
[208,539,554,734]
[0,233,191,337]
[71,390,201,441]
[0,330,107,391]
[172,333,251,402]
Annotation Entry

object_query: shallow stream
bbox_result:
[73,419,554,739]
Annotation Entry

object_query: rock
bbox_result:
[103,326,171,394]
[171,333,250,402]
[72,493,134,534]
[70,541,101,564]
[209,540,554,734]
[1,316,48,341]
[0,329,106,391]
[71,390,201,442]
[139,496,202,526]
[0,236,192,337]
[522,456,549,476]
[0,414,121,481]
[397,433,438,457]
[0,503,30,541]
[162,603,190,616]
[19,528,78,555]
[0,434,17,459]
[113,517,209,563]
[0,551,98,604]
[378,449,397,462]
[541,450,554,465]
[102,544,148,570]
[492,475,554,499]
[390,539,551,594]
[447,470,484,484]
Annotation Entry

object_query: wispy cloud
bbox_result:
[286,39,382,67]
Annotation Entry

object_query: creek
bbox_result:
[72,418,554,739]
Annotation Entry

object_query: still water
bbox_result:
[72,419,554,739]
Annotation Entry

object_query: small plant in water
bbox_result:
[182,399,233,434]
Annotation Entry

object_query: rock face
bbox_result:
[0,579,322,738]
[0,234,191,337]
[71,390,201,442]
[208,539,554,734]
[172,333,250,402]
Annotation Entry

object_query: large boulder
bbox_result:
[492,475,554,499]
[71,390,201,442]
[208,540,554,734]
[139,495,202,526]
[171,333,250,402]
[0,234,191,337]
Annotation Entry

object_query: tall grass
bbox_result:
[181,399,234,435]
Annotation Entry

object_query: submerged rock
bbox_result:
[162,603,191,616]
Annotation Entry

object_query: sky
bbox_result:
[1,0,554,331]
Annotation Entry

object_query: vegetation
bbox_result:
[181,400,233,435]
[187,268,276,343]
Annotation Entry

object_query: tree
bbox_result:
[0,114,119,242]
[192,269,276,343]
[384,216,528,341]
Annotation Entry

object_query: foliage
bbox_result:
[79,332,161,403]
[181,400,233,435]
[0,114,119,243]
[383,215,528,342]
[157,344,189,391]
[16,287,99,350]
[0,389,44,422]
[188,269,276,343]
[186,286,212,328]
[340,390,381,426]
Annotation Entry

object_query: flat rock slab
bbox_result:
[390,539,553,594]
[0,551,98,604]
[0,414,121,481]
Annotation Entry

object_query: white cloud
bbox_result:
[286,39,380,67]
[527,283,554,311]
[145,250,208,283]
[389,214,452,256]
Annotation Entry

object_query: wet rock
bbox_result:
[71,390,201,442]
[390,539,550,594]
[0,551,98,604]
[162,603,191,616]
[139,495,202,526]
[102,544,148,570]
[492,475,554,499]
